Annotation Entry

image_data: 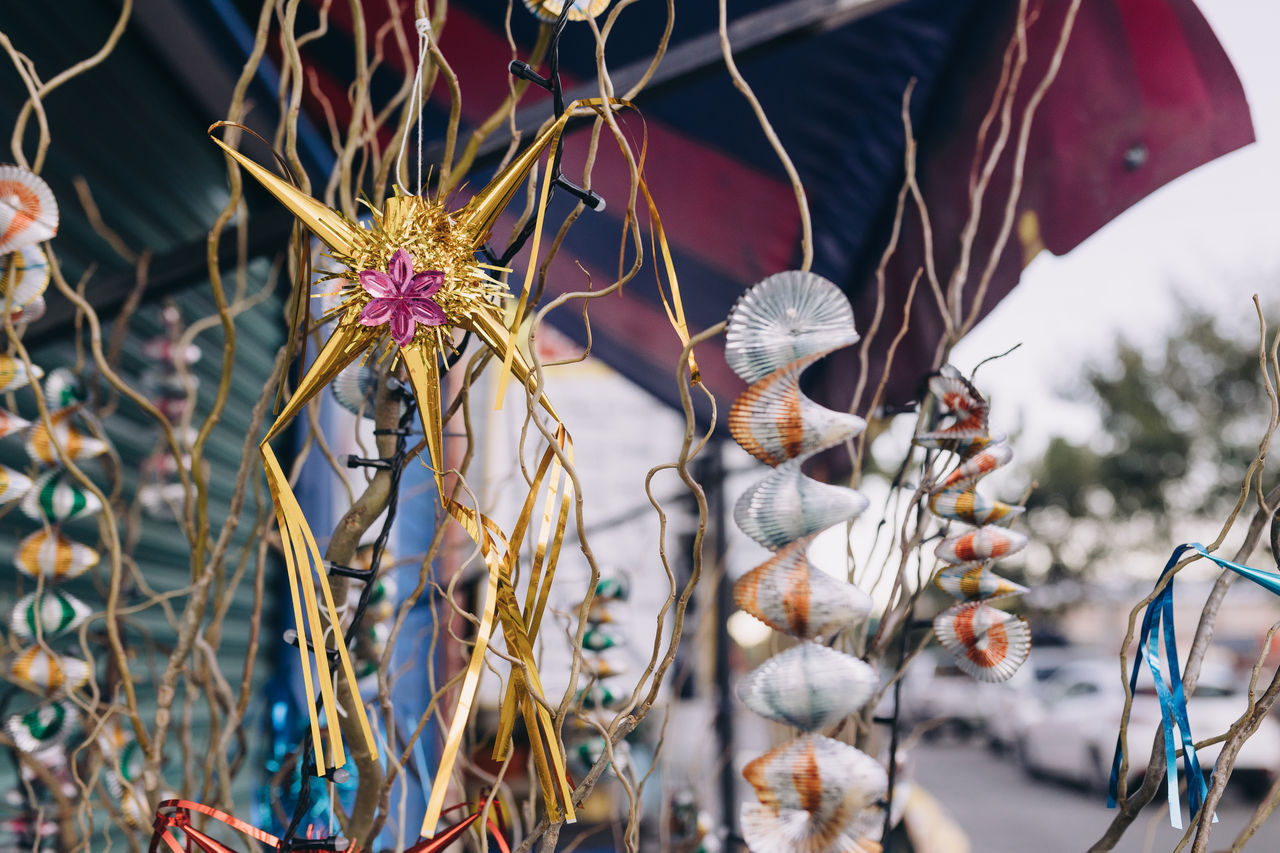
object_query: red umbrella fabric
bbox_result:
[294,0,1253,433]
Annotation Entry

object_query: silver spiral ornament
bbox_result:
[726,271,884,853]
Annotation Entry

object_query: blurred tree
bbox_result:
[1027,301,1274,578]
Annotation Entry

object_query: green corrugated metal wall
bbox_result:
[0,259,284,842]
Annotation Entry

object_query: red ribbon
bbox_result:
[150,799,282,853]
[405,798,511,853]
[149,798,510,853]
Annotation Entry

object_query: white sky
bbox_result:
[952,0,1280,453]
[786,1,1280,615]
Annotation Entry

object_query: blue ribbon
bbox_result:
[1107,543,1280,827]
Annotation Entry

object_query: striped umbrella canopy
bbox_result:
[6,0,1253,441]
[279,0,1252,445]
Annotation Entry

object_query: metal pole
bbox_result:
[697,439,737,839]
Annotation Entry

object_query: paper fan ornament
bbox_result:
[9,647,91,692]
[730,362,866,466]
[0,244,49,310]
[725,272,884,853]
[734,538,872,640]
[937,443,1013,491]
[928,488,1023,526]
[5,701,76,753]
[725,271,860,384]
[26,407,110,464]
[0,465,33,504]
[103,738,146,802]
[14,529,99,581]
[914,369,988,445]
[935,563,1028,602]
[96,720,136,770]
[582,625,622,652]
[140,336,202,367]
[575,679,627,711]
[594,573,629,601]
[933,601,1031,682]
[9,294,44,324]
[571,737,611,776]
[734,463,870,551]
[331,362,384,417]
[591,658,629,679]
[42,368,85,410]
[736,643,878,731]
[0,166,58,254]
[10,590,91,642]
[21,469,102,522]
[740,734,887,853]
[935,525,1027,564]
[0,354,41,393]
[0,408,31,438]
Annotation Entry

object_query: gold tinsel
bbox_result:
[322,195,510,357]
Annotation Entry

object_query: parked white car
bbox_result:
[985,646,1103,752]
[1018,659,1280,796]
[891,651,1000,740]
[890,648,1096,744]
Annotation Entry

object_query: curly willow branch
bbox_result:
[716,0,812,272]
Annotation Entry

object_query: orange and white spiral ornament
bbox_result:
[916,368,1031,682]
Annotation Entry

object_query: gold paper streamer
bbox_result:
[491,102,609,411]
[493,429,572,753]
[260,317,380,770]
[401,347,577,831]
[491,101,702,403]
[632,116,699,383]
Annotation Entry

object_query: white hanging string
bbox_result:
[396,17,433,196]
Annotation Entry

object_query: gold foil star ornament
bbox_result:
[209,101,626,835]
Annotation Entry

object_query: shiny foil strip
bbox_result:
[1109,544,1280,828]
